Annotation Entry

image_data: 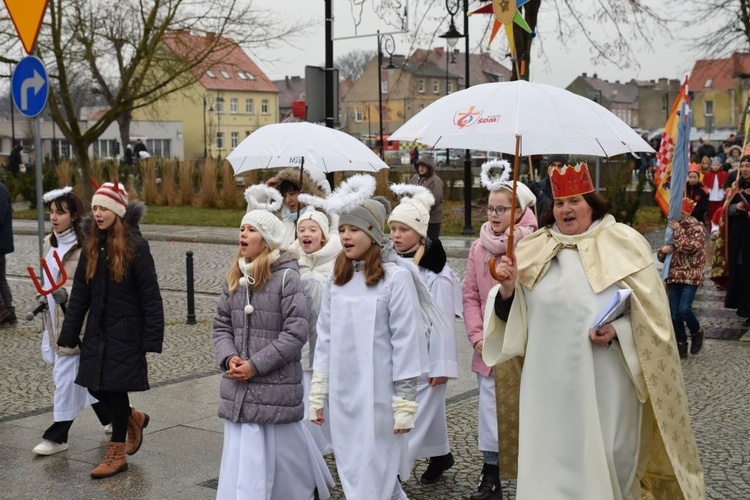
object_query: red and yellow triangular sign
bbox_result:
[3,0,49,54]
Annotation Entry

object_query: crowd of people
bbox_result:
[19,150,717,499]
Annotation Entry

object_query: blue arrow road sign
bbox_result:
[11,55,48,118]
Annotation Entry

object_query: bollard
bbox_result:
[186,251,197,324]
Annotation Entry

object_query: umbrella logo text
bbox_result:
[454,106,482,129]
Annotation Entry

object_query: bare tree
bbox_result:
[0,0,304,197]
[336,49,377,80]
[684,0,750,56]
[349,0,666,82]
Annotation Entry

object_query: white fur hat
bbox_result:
[241,210,286,251]
[297,209,330,235]
[387,184,435,238]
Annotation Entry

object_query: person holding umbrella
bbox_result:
[484,163,705,499]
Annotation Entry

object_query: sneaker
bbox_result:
[690,329,705,355]
[420,452,455,484]
[32,439,69,456]
[677,341,688,359]
[103,423,113,435]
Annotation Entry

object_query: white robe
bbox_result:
[512,247,642,500]
[407,264,460,465]
[314,263,424,500]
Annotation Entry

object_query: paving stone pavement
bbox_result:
[1,230,748,499]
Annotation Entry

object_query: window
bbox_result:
[381,80,388,94]
[354,107,363,122]
[92,139,119,159]
[418,79,425,93]
[146,139,171,158]
[704,79,712,88]
[216,97,224,113]
[206,70,216,79]
[705,100,714,116]
[244,72,255,80]
[237,72,247,80]
[432,79,439,94]
[230,97,238,113]
[220,70,231,79]
[51,139,71,159]
[447,81,453,94]
[231,132,239,148]
[217,132,224,150]
[261,99,269,115]
[246,98,254,114]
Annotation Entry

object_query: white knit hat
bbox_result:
[241,210,286,251]
[296,209,330,235]
[498,181,536,211]
[91,182,128,218]
[387,184,435,238]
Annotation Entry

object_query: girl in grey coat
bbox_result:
[212,206,333,500]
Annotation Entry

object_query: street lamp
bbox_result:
[203,94,214,159]
[439,1,462,166]
[377,32,396,161]
[439,1,472,234]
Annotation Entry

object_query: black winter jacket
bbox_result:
[58,202,164,392]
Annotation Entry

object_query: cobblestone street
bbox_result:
[1,230,748,499]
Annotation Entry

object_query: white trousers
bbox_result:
[477,374,498,453]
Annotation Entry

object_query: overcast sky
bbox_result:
[251,0,698,88]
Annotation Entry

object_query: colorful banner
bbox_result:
[654,78,689,217]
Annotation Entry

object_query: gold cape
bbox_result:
[482,215,705,500]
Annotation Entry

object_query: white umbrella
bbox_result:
[389,80,654,157]
[227,122,389,174]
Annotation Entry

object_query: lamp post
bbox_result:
[377,32,396,161]
[203,94,214,159]
[217,93,224,161]
[439,1,461,167]
[440,1,472,233]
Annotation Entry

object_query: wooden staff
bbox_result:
[489,135,522,281]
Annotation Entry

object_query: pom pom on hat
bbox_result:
[388,184,435,238]
[241,210,286,251]
[91,181,128,218]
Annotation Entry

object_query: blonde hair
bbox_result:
[332,243,384,287]
[225,246,274,293]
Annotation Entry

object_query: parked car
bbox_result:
[419,149,463,166]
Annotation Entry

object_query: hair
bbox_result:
[225,245,273,294]
[540,191,612,228]
[49,192,85,247]
[278,179,300,196]
[84,216,135,282]
[332,243,385,287]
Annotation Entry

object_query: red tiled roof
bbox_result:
[689,53,750,91]
[162,31,278,93]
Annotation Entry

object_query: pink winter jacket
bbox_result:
[462,208,538,377]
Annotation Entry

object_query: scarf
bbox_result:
[479,221,510,272]
[45,229,78,334]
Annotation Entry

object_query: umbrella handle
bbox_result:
[505,135,522,262]
[488,256,506,282]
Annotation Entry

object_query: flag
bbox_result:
[654,78,689,217]
[741,96,750,152]
[661,82,692,281]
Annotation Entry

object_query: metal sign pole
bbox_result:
[34,116,44,260]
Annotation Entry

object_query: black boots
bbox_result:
[690,329,704,355]
[677,341,688,359]
[420,452,455,484]
[470,463,502,500]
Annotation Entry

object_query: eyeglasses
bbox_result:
[486,205,513,216]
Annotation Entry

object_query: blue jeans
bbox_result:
[667,284,700,343]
